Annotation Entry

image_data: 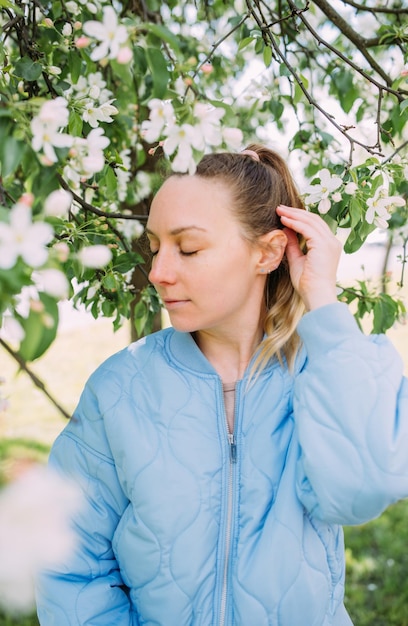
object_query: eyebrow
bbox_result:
[145,226,208,237]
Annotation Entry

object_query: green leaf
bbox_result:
[68,50,83,84]
[105,166,117,195]
[0,0,22,10]
[113,252,144,273]
[14,56,43,82]
[400,99,408,114]
[238,36,254,51]
[146,47,170,99]
[133,46,148,76]
[143,22,182,58]
[268,99,284,121]
[254,37,263,55]
[102,273,117,291]
[373,295,398,334]
[0,135,24,177]
[330,69,359,113]
[68,110,83,136]
[263,45,272,68]
[18,294,59,361]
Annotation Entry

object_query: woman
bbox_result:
[36,144,408,625]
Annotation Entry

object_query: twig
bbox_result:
[286,0,406,99]
[57,175,149,221]
[0,338,71,419]
[312,0,393,86]
[247,1,384,156]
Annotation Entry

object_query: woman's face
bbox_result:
[146,175,270,336]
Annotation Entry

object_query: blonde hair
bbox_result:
[194,143,306,373]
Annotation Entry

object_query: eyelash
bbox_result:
[150,249,198,257]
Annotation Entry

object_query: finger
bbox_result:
[283,227,304,261]
[277,206,333,241]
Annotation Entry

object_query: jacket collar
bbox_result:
[165,328,285,380]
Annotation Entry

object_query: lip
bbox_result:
[163,299,190,310]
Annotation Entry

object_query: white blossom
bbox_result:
[31,98,73,163]
[304,168,343,214]
[83,5,128,62]
[64,128,109,184]
[116,212,145,240]
[0,315,25,345]
[193,102,224,146]
[33,269,70,299]
[222,127,243,149]
[62,22,72,36]
[44,189,73,217]
[0,203,53,269]
[366,187,405,229]
[116,46,132,64]
[52,241,70,262]
[141,99,175,143]
[35,97,70,129]
[344,181,358,195]
[65,0,79,15]
[0,466,82,613]
[83,99,118,128]
[116,149,131,202]
[163,123,203,173]
[78,244,112,268]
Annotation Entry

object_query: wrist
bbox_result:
[302,287,338,311]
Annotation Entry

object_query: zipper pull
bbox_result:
[228,433,237,463]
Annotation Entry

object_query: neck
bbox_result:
[193,324,263,383]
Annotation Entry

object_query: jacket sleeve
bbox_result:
[36,367,133,625]
[294,302,408,526]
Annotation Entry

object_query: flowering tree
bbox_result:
[0,0,407,412]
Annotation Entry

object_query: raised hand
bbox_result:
[276,205,342,311]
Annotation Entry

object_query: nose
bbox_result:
[148,249,177,286]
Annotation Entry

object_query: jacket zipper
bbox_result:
[219,426,237,626]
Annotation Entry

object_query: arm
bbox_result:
[36,371,132,625]
[294,302,408,525]
[276,205,408,524]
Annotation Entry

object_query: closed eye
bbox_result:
[180,250,198,256]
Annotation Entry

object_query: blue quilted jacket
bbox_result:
[36,303,408,625]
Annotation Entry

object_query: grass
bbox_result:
[1,294,408,625]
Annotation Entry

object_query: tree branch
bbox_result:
[0,338,71,420]
[285,0,406,99]
[247,1,384,157]
[340,0,408,15]
[57,175,149,221]
[312,0,393,85]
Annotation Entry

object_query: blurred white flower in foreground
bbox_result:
[0,465,82,613]
[0,314,25,345]
[0,202,54,269]
[222,127,243,149]
[78,244,112,268]
[44,189,73,217]
[0,377,9,413]
[83,5,128,61]
[304,168,343,214]
[33,268,70,299]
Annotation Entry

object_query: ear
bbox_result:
[256,230,287,274]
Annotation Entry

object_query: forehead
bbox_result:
[147,175,236,233]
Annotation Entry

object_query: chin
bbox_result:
[166,314,198,334]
